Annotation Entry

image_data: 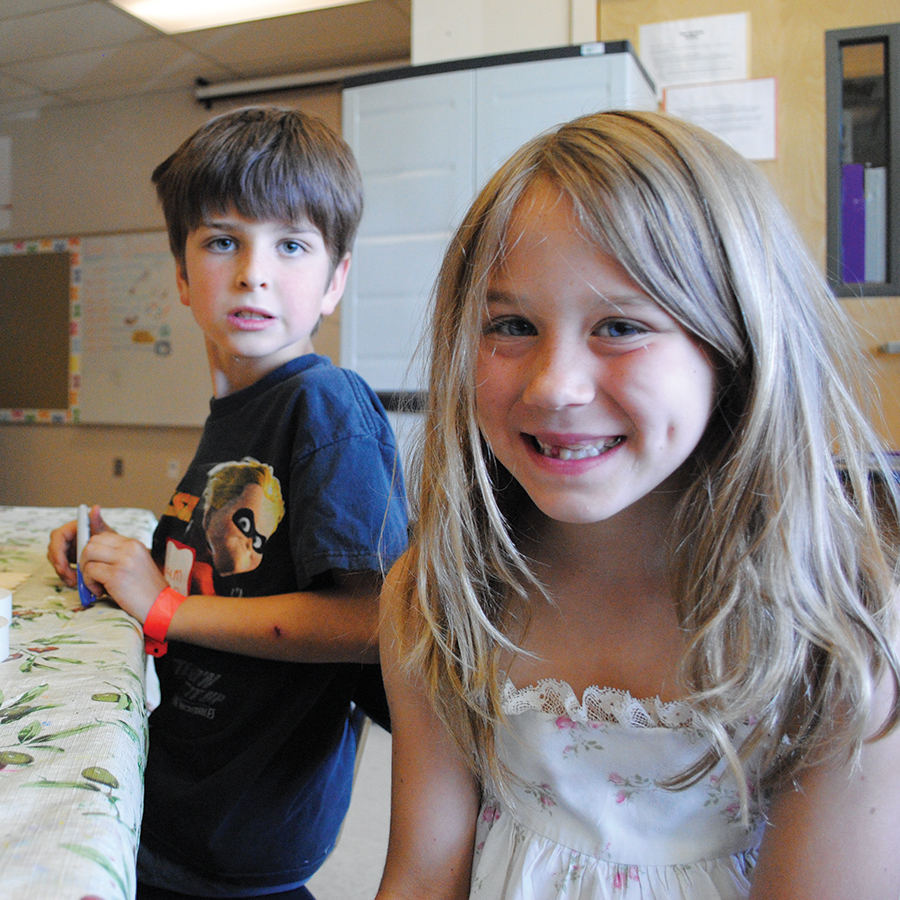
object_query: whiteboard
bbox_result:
[76,232,210,426]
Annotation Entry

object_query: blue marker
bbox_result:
[76,504,95,608]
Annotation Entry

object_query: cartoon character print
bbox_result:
[163,457,285,596]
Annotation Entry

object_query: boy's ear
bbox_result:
[175,263,191,307]
[320,253,351,316]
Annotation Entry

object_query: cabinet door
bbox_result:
[342,70,475,394]
[474,52,656,188]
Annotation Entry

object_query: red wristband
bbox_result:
[143,587,186,657]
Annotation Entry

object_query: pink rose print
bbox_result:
[524,781,558,813]
[556,717,604,757]
[611,866,640,890]
[481,804,501,823]
[607,772,653,803]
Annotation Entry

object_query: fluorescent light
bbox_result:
[111,0,374,34]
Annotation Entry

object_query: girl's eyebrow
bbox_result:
[484,288,520,305]
[485,287,656,312]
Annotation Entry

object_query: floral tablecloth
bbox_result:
[0,506,157,900]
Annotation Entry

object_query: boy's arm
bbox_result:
[78,529,383,663]
[168,571,382,663]
[375,555,480,900]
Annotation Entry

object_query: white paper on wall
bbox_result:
[640,13,748,97]
[664,77,777,161]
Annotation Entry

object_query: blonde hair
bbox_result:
[390,110,900,802]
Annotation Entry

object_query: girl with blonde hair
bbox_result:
[376,111,900,899]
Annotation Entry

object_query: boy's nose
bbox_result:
[522,342,596,409]
[236,251,269,289]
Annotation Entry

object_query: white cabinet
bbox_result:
[341,43,656,397]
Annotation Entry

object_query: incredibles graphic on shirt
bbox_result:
[163,458,285,596]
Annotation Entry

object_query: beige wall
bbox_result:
[2,0,900,517]
[411,0,597,62]
[0,85,342,515]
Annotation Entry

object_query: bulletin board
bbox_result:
[0,242,71,419]
[0,232,209,427]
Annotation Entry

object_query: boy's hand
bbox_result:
[78,531,168,623]
[47,506,112,588]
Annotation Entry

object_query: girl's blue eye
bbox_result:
[281,240,305,254]
[598,320,645,338]
[208,237,235,251]
[485,317,535,337]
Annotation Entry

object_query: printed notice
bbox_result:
[640,13,748,96]
[665,78,777,161]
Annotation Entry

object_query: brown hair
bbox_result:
[153,105,363,272]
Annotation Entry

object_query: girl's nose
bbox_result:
[522,341,596,409]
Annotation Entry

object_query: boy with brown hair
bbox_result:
[49,106,407,899]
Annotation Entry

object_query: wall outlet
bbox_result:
[166,459,180,480]
[113,457,124,477]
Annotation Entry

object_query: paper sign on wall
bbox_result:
[640,13,748,97]
[665,78,777,161]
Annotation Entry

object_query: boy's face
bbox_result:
[176,209,349,391]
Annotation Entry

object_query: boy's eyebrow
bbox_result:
[197,216,320,234]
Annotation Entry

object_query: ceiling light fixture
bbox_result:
[110,0,374,34]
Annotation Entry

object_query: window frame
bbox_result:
[825,22,900,297]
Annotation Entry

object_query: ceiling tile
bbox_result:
[0,1,156,65]
[177,0,409,78]
[0,71,45,100]
[0,0,88,20]
[0,0,410,110]
[3,38,234,94]
[0,93,58,120]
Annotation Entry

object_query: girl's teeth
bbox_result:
[534,437,622,460]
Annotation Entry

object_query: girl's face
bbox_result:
[475,181,717,527]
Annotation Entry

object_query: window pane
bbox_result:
[840,40,888,283]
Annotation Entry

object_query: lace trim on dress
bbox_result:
[501,677,697,730]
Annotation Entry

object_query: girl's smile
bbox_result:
[530,433,624,461]
[476,181,717,528]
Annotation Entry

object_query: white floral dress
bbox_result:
[470,679,766,899]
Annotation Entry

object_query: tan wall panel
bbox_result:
[0,86,343,512]
[600,0,897,262]
[600,0,900,444]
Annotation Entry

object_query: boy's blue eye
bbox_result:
[280,240,305,254]
[208,237,235,251]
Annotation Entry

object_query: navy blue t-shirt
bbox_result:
[140,355,407,890]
